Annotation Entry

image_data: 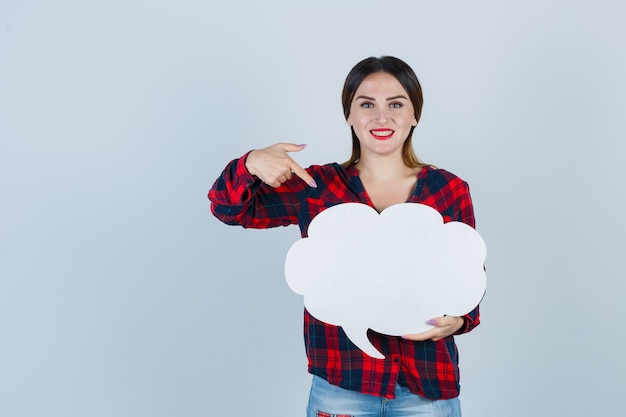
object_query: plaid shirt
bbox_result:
[208,152,480,400]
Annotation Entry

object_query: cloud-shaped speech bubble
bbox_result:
[284,202,486,359]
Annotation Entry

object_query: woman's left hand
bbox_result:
[402,316,464,342]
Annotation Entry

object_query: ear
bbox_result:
[347,114,353,126]
[412,117,418,127]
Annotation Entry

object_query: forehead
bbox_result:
[354,72,407,97]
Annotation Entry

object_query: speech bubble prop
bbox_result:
[284,202,486,359]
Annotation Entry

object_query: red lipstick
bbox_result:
[370,128,394,140]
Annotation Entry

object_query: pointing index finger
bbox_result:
[289,161,317,188]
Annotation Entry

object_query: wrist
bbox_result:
[453,316,466,335]
[244,150,259,177]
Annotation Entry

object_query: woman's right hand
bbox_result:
[245,143,317,188]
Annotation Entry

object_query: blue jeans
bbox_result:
[306,375,462,417]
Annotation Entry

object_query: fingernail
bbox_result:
[309,179,317,188]
[297,144,308,147]
[426,319,437,325]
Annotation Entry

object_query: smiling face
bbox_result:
[347,72,418,159]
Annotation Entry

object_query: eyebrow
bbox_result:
[354,95,409,101]
[386,95,409,101]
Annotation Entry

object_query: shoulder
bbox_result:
[419,165,468,188]
[306,162,351,179]
[307,162,344,172]
[415,166,475,224]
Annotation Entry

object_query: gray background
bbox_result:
[1,0,624,416]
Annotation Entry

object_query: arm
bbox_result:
[208,144,316,228]
[451,179,481,335]
[404,177,481,341]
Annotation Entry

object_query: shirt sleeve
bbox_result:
[208,151,302,229]
[451,179,481,335]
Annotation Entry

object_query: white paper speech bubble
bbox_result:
[284,202,486,359]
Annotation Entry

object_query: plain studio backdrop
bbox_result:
[1,1,624,416]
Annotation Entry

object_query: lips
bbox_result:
[370,129,394,140]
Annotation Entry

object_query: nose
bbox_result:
[374,107,389,123]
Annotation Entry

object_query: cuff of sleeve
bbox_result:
[237,151,260,183]
[454,308,480,335]
[454,317,470,335]
[226,151,262,204]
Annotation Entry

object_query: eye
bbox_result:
[389,102,403,109]
[360,102,374,109]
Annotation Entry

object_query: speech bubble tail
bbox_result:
[342,326,385,360]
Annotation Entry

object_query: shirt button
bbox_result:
[393,357,400,363]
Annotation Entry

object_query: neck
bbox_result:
[355,153,412,182]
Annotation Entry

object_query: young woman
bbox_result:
[209,56,480,417]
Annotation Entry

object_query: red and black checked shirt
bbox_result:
[208,152,480,400]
